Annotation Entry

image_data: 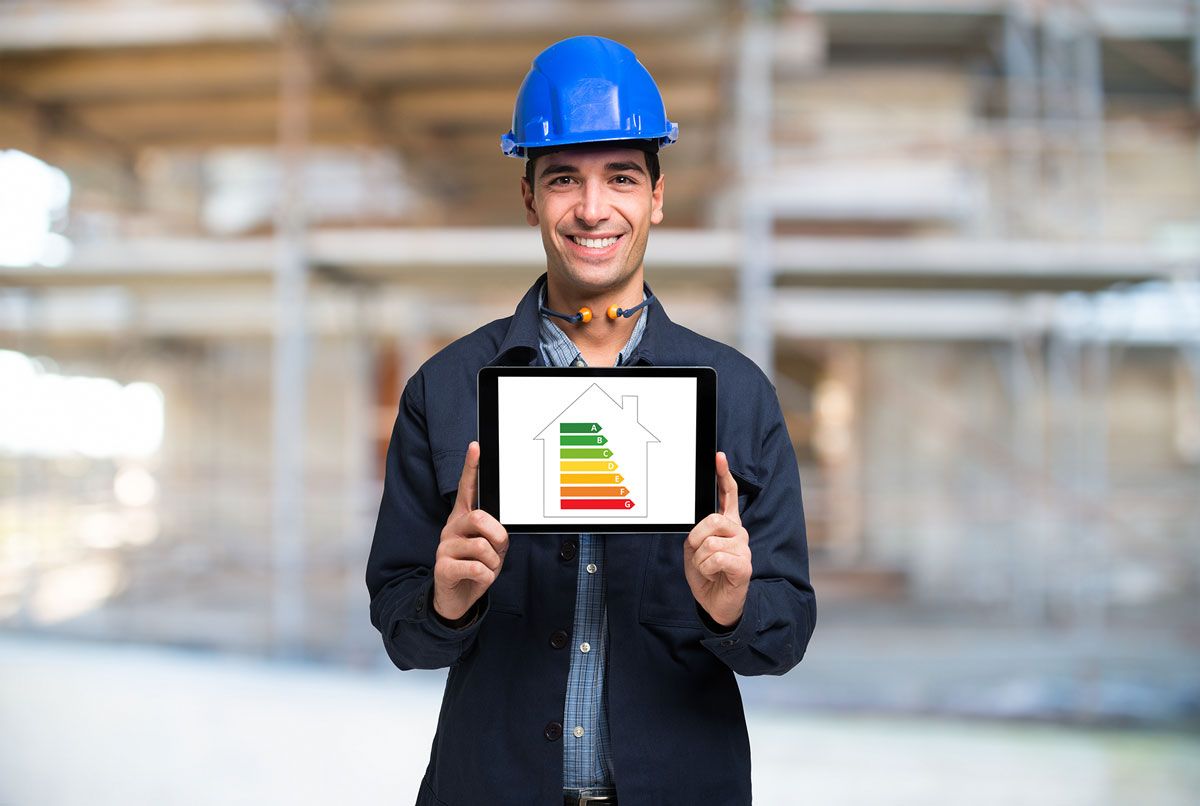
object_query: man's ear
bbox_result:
[650,173,665,225]
[521,176,539,226]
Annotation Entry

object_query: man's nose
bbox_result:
[573,179,609,227]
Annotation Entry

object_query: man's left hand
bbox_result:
[684,451,752,630]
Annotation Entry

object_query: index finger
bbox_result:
[716,451,741,523]
[454,441,480,515]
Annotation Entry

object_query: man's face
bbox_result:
[521,145,665,293]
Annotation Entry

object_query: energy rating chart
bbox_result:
[558,422,634,510]
[532,383,660,519]
[495,374,697,527]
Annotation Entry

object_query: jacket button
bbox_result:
[544,721,563,741]
[549,630,569,650]
[559,539,578,562]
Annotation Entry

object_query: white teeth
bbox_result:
[572,235,619,249]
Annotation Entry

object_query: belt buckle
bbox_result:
[578,797,614,806]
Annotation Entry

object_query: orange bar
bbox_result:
[560,485,629,497]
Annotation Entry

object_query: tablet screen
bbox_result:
[478,367,716,533]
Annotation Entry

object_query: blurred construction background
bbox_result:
[1,0,1199,804]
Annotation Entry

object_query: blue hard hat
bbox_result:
[501,35,679,158]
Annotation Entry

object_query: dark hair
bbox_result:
[524,140,661,190]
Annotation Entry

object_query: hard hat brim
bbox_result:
[501,124,678,159]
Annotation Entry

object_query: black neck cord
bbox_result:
[539,293,655,325]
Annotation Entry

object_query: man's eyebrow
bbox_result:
[538,163,579,180]
[538,161,648,179]
[606,161,647,176]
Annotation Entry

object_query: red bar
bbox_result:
[560,498,635,510]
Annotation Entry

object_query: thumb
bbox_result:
[716,451,740,523]
[454,441,480,514]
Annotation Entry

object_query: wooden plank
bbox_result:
[324,34,727,86]
[325,0,726,40]
[39,77,716,146]
[0,0,277,51]
[0,32,727,103]
[0,0,726,52]
[0,45,282,101]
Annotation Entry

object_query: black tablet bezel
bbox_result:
[478,366,716,533]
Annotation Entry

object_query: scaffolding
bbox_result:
[0,0,1198,654]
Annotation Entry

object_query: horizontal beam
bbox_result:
[0,0,278,51]
[0,35,726,104]
[326,35,726,87]
[773,286,1200,342]
[29,80,715,146]
[3,284,1195,345]
[2,0,1187,55]
[770,238,1195,279]
[1,229,1192,289]
[0,0,726,52]
[805,0,1198,40]
[321,0,726,41]
[0,45,283,102]
[801,0,1000,13]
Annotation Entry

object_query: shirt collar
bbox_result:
[536,282,647,367]
[487,271,666,367]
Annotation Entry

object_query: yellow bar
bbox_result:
[560,472,623,484]
[560,460,619,472]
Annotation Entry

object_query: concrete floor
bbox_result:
[1,635,1197,806]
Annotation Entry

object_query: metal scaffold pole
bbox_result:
[1000,329,1050,624]
[1072,0,1107,238]
[1189,0,1200,594]
[344,286,377,660]
[271,6,311,658]
[1193,0,1200,112]
[736,0,775,381]
[1003,0,1041,238]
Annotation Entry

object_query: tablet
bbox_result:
[478,366,716,533]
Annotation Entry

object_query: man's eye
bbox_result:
[613,175,635,185]
[548,176,574,186]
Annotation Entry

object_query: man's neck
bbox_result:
[545,270,646,360]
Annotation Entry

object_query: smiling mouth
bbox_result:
[570,235,622,249]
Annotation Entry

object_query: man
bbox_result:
[367,36,816,806]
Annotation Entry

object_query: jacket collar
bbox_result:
[486,271,667,367]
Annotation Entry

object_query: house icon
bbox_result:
[533,383,660,518]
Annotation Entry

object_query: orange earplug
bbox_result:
[607,304,622,320]
[577,307,593,324]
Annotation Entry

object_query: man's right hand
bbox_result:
[432,440,509,623]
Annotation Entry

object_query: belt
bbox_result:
[563,788,617,805]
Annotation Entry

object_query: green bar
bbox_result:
[560,447,613,459]
[559,434,608,446]
[560,422,602,433]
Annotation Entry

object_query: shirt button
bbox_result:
[721,638,737,647]
[573,726,585,738]
[549,630,569,650]
[579,642,591,654]
[572,357,586,367]
[544,721,563,741]
[559,539,578,562]
[586,563,597,574]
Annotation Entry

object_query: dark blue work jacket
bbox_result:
[367,272,816,806]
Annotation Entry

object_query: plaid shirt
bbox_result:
[537,281,648,789]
